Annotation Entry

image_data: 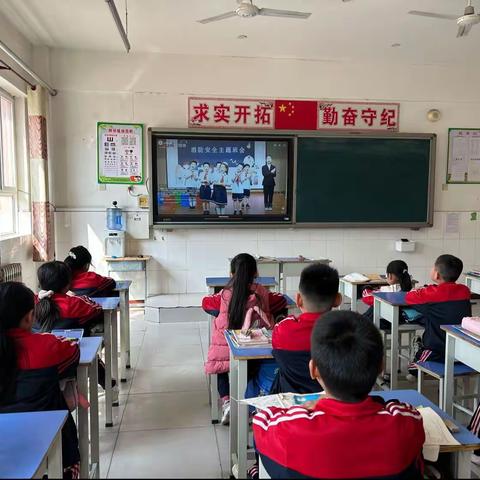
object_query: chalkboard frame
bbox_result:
[292,132,436,228]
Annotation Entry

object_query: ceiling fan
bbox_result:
[197,0,312,24]
[408,0,480,37]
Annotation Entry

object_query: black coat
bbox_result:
[262,164,276,187]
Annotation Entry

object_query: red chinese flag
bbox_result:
[274,100,318,130]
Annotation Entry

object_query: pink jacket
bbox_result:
[203,284,286,375]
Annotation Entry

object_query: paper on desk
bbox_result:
[418,407,460,461]
[343,273,369,282]
[240,392,322,410]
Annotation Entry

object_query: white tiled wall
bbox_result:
[54,210,480,298]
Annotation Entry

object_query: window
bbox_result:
[0,91,16,235]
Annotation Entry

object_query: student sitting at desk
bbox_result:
[253,311,425,479]
[270,263,341,394]
[203,253,286,425]
[0,282,81,479]
[34,261,114,390]
[361,260,412,322]
[405,254,471,376]
[64,245,116,297]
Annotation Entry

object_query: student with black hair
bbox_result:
[0,282,81,479]
[199,161,212,214]
[405,254,471,375]
[65,245,116,297]
[35,261,103,333]
[184,160,199,209]
[361,260,413,321]
[203,253,287,424]
[253,310,425,479]
[211,162,230,215]
[270,263,342,394]
[35,261,114,390]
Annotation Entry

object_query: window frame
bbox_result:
[0,87,18,236]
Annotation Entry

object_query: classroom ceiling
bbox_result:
[0,0,479,65]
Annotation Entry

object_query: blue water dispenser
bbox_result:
[105,201,126,258]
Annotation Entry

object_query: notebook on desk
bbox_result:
[231,328,271,348]
[51,329,84,342]
[343,272,370,282]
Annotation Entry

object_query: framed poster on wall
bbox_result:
[97,122,144,184]
[447,128,480,184]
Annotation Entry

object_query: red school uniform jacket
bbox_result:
[253,396,425,479]
[270,312,324,394]
[70,270,116,297]
[35,292,103,331]
[405,282,471,358]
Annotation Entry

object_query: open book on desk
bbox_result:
[230,328,271,348]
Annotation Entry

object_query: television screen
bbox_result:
[152,134,294,224]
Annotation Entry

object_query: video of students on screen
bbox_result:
[154,138,289,219]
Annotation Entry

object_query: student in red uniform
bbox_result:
[253,310,425,479]
[35,261,103,333]
[203,253,286,424]
[64,245,116,297]
[361,260,412,323]
[0,282,81,479]
[405,254,471,376]
[34,261,114,390]
[270,263,341,394]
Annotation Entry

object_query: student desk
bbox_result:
[106,256,150,303]
[209,294,297,424]
[259,390,480,479]
[465,273,480,295]
[225,330,273,480]
[339,277,389,312]
[206,276,278,295]
[443,325,480,417]
[115,279,132,382]
[373,291,410,390]
[381,390,480,479]
[78,336,102,479]
[95,296,120,427]
[0,410,67,479]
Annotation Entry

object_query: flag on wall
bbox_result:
[274,100,318,130]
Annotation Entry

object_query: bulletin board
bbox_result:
[97,122,144,184]
[447,128,480,184]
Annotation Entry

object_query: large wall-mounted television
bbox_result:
[151,131,295,225]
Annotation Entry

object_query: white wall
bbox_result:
[0,15,35,289]
[45,48,480,297]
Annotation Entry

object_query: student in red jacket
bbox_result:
[64,246,116,297]
[34,261,114,390]
[270,263,342,394]
[405,254,471,375]
[253,310,425,479]
[0,282,81,479]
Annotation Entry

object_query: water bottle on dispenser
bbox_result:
[105,201,126,258]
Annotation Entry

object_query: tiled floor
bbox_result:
[97,307,229,479]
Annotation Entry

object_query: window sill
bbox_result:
[0,232,30,242]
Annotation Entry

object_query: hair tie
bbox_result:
[68,251,77,260]
[403,269,409,274]
[38,290,54,300]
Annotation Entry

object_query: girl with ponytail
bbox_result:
[35,261,103,333]
[35,261,115,391]
[362,260,413,320]
[203,253,287,424]
[64,245,116,297]
[0,282,81,478]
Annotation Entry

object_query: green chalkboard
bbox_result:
[295,135,435,226]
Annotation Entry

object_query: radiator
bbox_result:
[0,263,22,283]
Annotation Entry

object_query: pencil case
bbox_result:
[461,317,480,336]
